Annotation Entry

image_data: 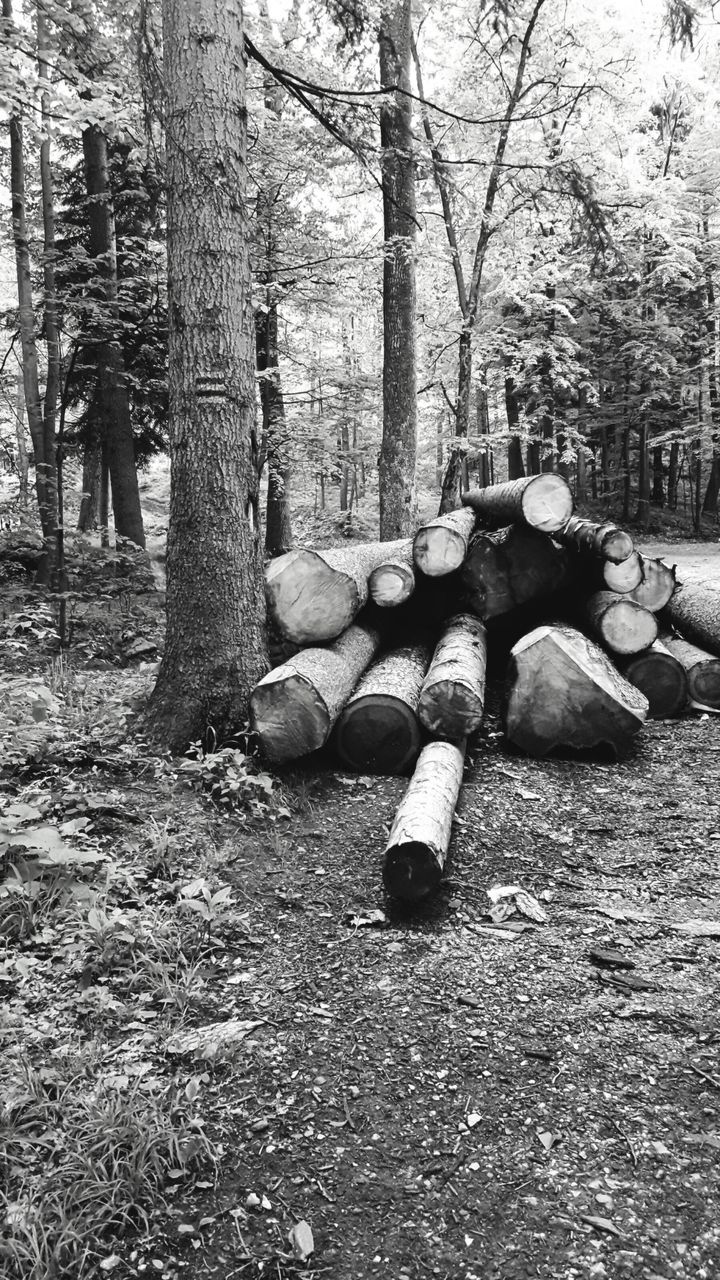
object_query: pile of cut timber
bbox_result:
[252,474,720,903]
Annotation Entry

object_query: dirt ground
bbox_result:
[2,540,719,1280]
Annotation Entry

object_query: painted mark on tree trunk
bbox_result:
[196,373,226,400]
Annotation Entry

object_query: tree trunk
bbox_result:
[256,304,292,555]
[418,614,487,737]
[383,739,465,902]
[660,634,720,709]
[333,641,432,775]
[651,445,665,507]
[615,639,688,719]
[476,380,491,489]
[461,473,573,533]
[702,213,720,516]
[99,444,110,547]
[82,122,145,548]
[413,507,476,577]
[635,417,651,528]
[505,377,525,481]
[668,441,680,510]
[585,591,658,655]
[378,1,417,539]
[148,0,267,751]
[626,556,676,612]
[369,540,416,607]
[438,329,472,512]
[250,622,381,762]
[37,2,60,572]
[14,370,29,504]
[266,539,410,643]
[505,623,649,757]
[78,428,102,532]
[663,582,720,657]
[462,524,569,621]
[554,516,634,564]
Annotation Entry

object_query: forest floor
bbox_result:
[1,538,719,1280]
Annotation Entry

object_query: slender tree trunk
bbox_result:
[37,4,60,570]
[476,380,491,488]
[15,370,29,504]
[635,417,651,528]
[702,215,720,515]
[651,444,665,507]
[505,377,525,481]
[78,421,102,532]
[82,123,145,548]
[99,444,110,547]
[378,2,417,538]
[148,0,267,751]
[668,440,680,510]
[256,305,292,555]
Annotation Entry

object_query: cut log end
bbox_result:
[602,552,643,593]
[251,675,327,764]
[418,681,484,737]
[603,529,635,563]
[369,564,415,607]
[265,549,359,643]
[413,508,476,578]
[334,695,422,775]
[599,599,657,654]
[620,643,688,719]
[383,842,442,902]
[520,474,574,533]
[691,662,720,708]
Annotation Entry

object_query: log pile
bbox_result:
[251,474,720,903]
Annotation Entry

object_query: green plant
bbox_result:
[180,741,278,816]
[176,877,236,942]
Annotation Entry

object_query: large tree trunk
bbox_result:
[148,0,267,751]
[663,582,720,657]
[462,524,569,620]
[505,623,649,756]
[333,642,432,775]
[378,2,417,539]
[383,739,466,902]
[82,123,145,548]
[418,614,487,738]
[266,539,409,644]
[616,640,688,719]
[660,634,720,708]
[413,507,476,577]
[585,591,658,655]
[461,473,573,534]
[250,622,381,762]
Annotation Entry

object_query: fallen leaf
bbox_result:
[589,947,635,970]
[537,1131,561,1151]
[580,1214,621,1236]
[288,1220,314,1261]
[344,909,387,929]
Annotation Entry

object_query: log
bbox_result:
[383,739,466,902]
[616,639,688,719]
[505,624,649,756]
[418,614,487,738]
[462,524,570,620]
[585,591,658,655]
[600,551,643,593]
[333,641,432,774]
[625,556,676,612]
[461,473,573,534]
[413,508,476,577]
[660,634,720,709]
[369,540,415,607]
[554,515,634,564]
[662,582,720,658]
[265,539,409,643]
[250,622,381,762]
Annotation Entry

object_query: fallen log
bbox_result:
[505,624,649,756]
[265,540,408,643]
[600,551,643,593]
[660,634,720,709]
[250,622,381,762]
[662,582,720,658]
[383,739,466,902]
[418,614,487,738]
[616,639,688,719]
[626,556,676,612]
[462,523,570,620]
[413,508,476,577]
[369,540,415,607]
[333,641,432,774]
[554,516,634,564]
[461,474,573,534]
[585,591,658,655]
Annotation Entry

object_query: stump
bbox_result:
[383,739,465,902]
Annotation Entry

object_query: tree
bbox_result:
[147,0,267,752]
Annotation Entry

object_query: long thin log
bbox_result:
[626,556,676,612]
[250,622,381,763]
[616,639,688,719]
[555,515,634,564]
[265,539,409,643]
[418,614,487,737]
[662,582,720,658]
[413,507,476,577]
[585,591,658,655]
[462,523,570,620]
[333,641,432,774]
[461,474,573,534]
[383,739,466,902]
[660,634,720,709]
[505,623,649,756]
[369,539,415,606]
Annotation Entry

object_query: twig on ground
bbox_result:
[689,1063,720,1090]
[612,1119,638,1166]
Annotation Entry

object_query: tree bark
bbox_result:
[266,539,410,643]
[461,473,573,534]
[554,516,634,564]
[148,0,267,751]
[37,2,59,570]
[383,739,465,902]
[378,2,417,539]
[333,641,432,775]
[250,622,381,762]
[14,370,29,504]
[413,507,476,577]
[585,591,658,655]
[505,623,648,756]
[662,582,720,657]
[616,639,688,719]
[660,634,720,708]
[418,614,487,738]
[462,524,569,621]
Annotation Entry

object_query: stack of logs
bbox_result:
[251,473,720,904]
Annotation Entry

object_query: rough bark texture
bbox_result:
[418,614,487,738]
[266,539,409,643]
[461,474,573,534]
[378,2,417,540]
[250,622,380,762]
[333,641,432,775]
[383,739,466,902]
[585,591,658,656]
[148,0,267,752]
[369,540,415,607]
[617,640,688,719]
[555,516,634,564]
[661,634,720,708]
[663,582,720,658]
[413,507,476,577]
[601,551,643,593]
[462,524,569,621]
[626,556,676,613]
[505,624,649,757]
